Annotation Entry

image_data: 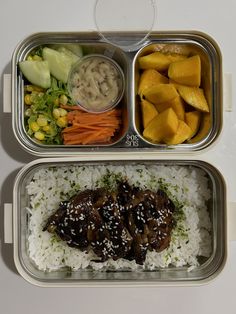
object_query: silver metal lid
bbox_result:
[94,0,156,51]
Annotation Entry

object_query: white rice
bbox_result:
[26,164,212,272]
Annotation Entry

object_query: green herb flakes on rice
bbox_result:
[27,164,212,272]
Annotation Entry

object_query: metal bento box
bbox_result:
[11,31,222,156]
[6,156,226,287]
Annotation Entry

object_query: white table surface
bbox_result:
[1,0,236,313]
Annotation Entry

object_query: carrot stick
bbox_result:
[62,108,121,145]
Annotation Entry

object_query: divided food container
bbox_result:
[3,29,234,287]
[11,31,222,155]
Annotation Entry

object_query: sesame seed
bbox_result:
[45,180,175,265]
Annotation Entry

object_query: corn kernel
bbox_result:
[56,116,68,128]
[30,121,40,132]
[37,116,48,127]
[33,85,44,92]
[53,98,59,106]
[59,94,68,105]
[25,108,32,117]
[25,85,34,92]
[26,85,44,92]
[53,108,61,119]
[24,94,32,105]
[58,108,68,117]
[29,93,37,103]
[42,125,50,132]
[34,131,45,141]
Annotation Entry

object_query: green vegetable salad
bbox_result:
[19,44,83,144]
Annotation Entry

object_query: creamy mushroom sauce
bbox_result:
[70,56,123,112]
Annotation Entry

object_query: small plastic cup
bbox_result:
[68,54,125,113]
[94,0,156,51]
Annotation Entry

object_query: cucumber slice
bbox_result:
[49,44,83,58]
[42,47,78,83]
[57,47,80,63]
[64,44,83,57]
[19,60,51,88]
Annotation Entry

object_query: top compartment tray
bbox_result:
[12,31,222,156]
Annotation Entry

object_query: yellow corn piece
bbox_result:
[34,131,45,141]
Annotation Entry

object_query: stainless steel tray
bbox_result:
[9,156,226,287]
[12,31,222,156]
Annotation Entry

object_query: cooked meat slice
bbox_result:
[43,181,176,265]
[43,201,68,233]
[44,189,95,249]
[91,192,133,261]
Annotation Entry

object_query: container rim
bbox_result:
[12,155,227,287]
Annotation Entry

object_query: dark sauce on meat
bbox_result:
[43,181,176,264]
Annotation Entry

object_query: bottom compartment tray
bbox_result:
[11,157,226,286]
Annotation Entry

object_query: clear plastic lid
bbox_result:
[94,0,156,51]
